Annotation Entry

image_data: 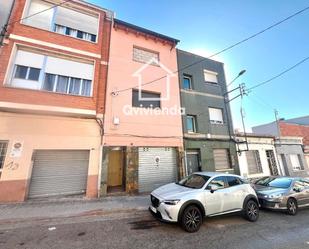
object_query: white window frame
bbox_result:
[13,65,41,81]
[21,0,100,44]
[204,69,218,84]
[209,107,224,125]
[290,154,303,171]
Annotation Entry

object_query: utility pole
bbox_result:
[274,109,281,145]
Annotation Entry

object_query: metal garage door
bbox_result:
[138,147,177,193]
[28,150,89,198]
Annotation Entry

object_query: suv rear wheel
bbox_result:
[180,205,202,233]
[244,200,259,222]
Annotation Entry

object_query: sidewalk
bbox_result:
[0,195,150,222]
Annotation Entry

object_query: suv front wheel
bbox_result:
[180,205,203,233]
[244,200,259,222]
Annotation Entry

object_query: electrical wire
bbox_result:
[114,5,309,94]
[248,55,309,91]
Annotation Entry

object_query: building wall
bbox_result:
[0,112,101,202]
[103,25,183,147]
[0,0,112,115]
[279,122,309,146]
[237,136,280,178]
[275,142,309,177]
[185,139,237,174]
[177,50,238,174]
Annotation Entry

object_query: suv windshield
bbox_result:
[177,174,210,189]
[255,177,292,189]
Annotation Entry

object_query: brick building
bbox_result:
[0,0,113,202]
[253,116,309,177]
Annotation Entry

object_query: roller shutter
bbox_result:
[138,147,177,193]
[213,149,231,170]
[28,150,89,198]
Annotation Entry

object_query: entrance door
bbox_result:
[266,150,279,175]
[186,151,200,174]
[107,150,123,188]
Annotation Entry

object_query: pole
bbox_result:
[274,109,281,145]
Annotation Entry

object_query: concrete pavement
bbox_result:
[0,207,309,249]
[0,195,150,222]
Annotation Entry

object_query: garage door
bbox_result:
[28,150,89,198]
[138,147,177,193]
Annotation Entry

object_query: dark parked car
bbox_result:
[253,176,309,215]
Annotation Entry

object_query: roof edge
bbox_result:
[114,19,179,44]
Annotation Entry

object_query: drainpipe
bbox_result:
[0,0,16,46]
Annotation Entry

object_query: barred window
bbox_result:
[0,141,8,170]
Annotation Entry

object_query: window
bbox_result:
[43,74,92,96]
[54,24,97,42]
[132,89,160,108]
[209,107,224,124]
[213,149,231,170]
[133,47,159,65]
[290,154,303,171]
[14,65,41,81]
[183,75,192,90]
[245,150,263,174]
[23,0,98,43]
[10,49,93,96]
[177,174,210,189]
[207,176,226,190]
[186,115,197,133]
[0,141,8,170]
[204,69,218,84]
[226,176,242,187]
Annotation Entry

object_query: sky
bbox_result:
[89,0,309,131]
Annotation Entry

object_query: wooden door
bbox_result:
[107,150,123,187]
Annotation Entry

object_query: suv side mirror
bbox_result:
[208,185,219,193]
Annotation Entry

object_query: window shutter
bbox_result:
[45,56,93,80]
[209,108,223,123]
[15,50,45,68]
[55,6,98,35]
[213,149,230,170]
[23,0,53,30]
[204,70,218,83]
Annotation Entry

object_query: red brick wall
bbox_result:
[280,122,309,146]
[0,0,112,114]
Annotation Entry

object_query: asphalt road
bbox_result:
[0,208,309,249]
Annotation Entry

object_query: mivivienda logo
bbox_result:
[121,57,185,116]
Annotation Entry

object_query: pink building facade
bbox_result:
[101,19,184,194]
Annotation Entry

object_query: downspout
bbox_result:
[96,12,114,197]
[0,0,16,46]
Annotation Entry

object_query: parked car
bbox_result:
[149,172,259,232]
[253,176,309,215]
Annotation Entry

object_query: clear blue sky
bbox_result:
[90,0,309,130]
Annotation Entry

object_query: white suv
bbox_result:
[149,172,259,232]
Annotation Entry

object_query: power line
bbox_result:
[115,5,309,94]
[248,55,309,91]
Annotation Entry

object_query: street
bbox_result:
[0,208,309,249]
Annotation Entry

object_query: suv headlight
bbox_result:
[163,199,180,205]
